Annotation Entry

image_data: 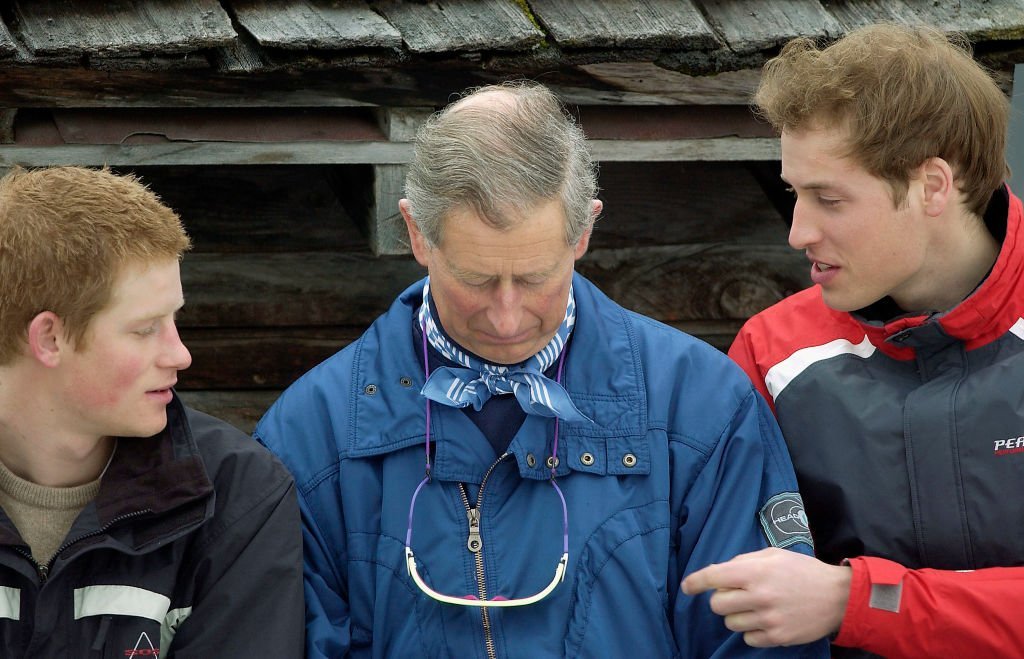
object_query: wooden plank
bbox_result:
[370,164,411,255]
[178,252,425,328]
[0,136,778,166]
[0,110,15,144]
[529,0,719,50]
[176,243,807,328]
[177,390,280,434]
[178,327,361,389]
[177,316,752,393]
[822,0,922,29]
[13,0,236,56]
[0,44,1017,108]
[594,162,790,249]
[578,105,773,140]
[698,0,844,54]
[0,141,413,167]
[589,137,780,161]
[48,107,384,144]
[232,0,403,50]
[577,243,809,322]
[128,165,370,253]
[827,0,1024,39]
[573,63,761,105]
[367,108,430,256]
[375,0,543,53]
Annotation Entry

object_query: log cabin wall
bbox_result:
[0,1,1022,432]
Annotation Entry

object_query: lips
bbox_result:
[809,259,839,286]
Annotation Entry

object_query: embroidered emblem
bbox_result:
[758,492,813,549]
[124,631,159,656]
[993,436,1024,456]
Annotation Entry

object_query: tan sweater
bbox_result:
[0,458,101,565]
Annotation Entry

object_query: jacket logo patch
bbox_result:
[124,631,159,656]
[993,436,1024,456]
[758,492,813,549]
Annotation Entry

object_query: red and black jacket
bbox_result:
[730,186,1024,657]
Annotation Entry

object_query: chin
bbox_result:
[127,415,169,439]
[820,290,865,313]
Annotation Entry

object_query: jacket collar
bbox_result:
[346,274,647,479]
[0,394,215,550]
[852,186,1024,356]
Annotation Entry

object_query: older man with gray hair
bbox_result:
[256,81,826,659]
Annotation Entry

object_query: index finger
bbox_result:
[681,562,742,596]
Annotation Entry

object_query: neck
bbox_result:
[0,365,115,487]
[896,207,999,312]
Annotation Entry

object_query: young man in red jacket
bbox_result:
[683,23,1024,658]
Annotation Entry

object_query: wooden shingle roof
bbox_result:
[0,0,1022,108]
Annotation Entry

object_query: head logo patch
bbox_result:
[758,492,813,548]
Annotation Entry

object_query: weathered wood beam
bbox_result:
[177,390,280,434]
[530,0,718,50]
[0,141,412,167]
[367,108,431,256]
[13,0,235,56]
[0,136,779,167]
[374,0,543,53]
[178,327,362,389]
[177,244,808,328]
[231,0,403,50]
[0,109,15,144]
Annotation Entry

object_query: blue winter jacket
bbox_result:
[256,274,827,659]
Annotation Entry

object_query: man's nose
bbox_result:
[160,323,193,371]
[788,200,821,250]
[486,283,524,336]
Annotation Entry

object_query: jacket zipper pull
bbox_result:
[37,563,48,583]
[466,508,482,553]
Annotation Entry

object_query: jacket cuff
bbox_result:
[834,556,907,647]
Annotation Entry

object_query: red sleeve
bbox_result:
[836,555,1024,657]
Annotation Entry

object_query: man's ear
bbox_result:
[573,199,602,260]
[399,199,431,268]
[919,157,955,217]
[27,311,65,367]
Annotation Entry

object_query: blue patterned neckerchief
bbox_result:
[417,280,592,424]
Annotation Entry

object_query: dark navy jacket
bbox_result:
[0,396,304,658]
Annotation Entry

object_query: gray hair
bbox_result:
[404,81,598,247]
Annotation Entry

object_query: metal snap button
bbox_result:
[526,453,537,468]
[546,456,559,469]
[364,384,378,395]
[580,452,595,466]
[622,453,637,467]
[399,376,413,387]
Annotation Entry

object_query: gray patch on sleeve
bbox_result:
[868,583,902,613]
[758,492,814,549]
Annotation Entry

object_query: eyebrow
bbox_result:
[780,175,838,191]
[133,299,186,322]
[445,258,560,281]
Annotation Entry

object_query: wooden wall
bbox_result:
[126,157,807,433]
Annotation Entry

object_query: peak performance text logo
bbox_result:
[993,436,1024,456]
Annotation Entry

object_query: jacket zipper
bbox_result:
[16,509,153,584]
[458,453,508,659]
